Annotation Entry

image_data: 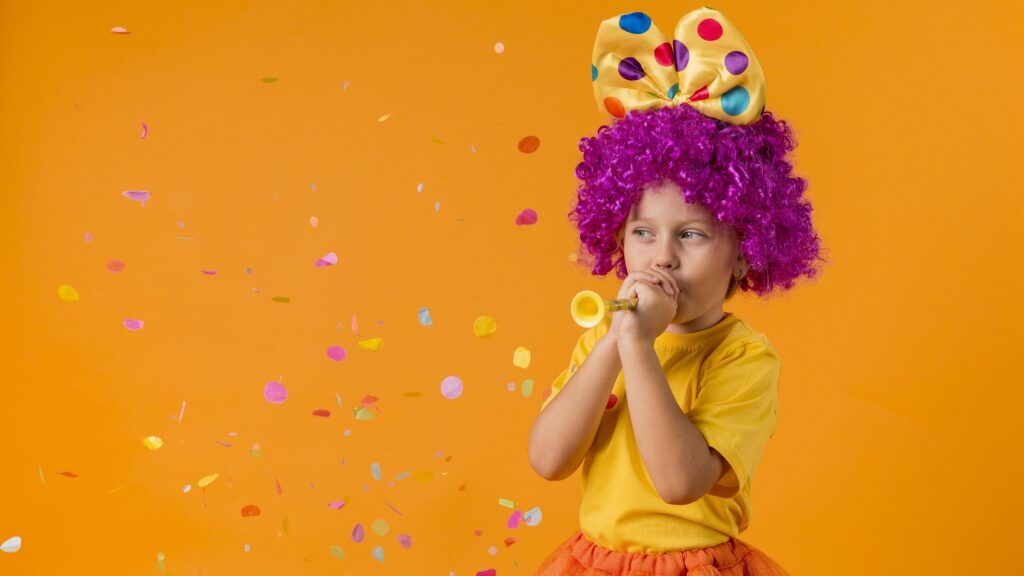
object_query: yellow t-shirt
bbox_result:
[540,312,781,553]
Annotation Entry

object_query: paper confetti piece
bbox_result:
[142,436,163,450]
[513,346,531,369]
[315,252,337,267]
[476,569,496,576]
[241,504,261,517]
[250,443,262,458]
[504,537,516,547]
[38,466,45,486]
[435,200,440,212]
[518,135,540,153]
[372,546,384,562]
[110,26,130,34]
[177,401,186,423]
[384,500,403,515]
[440,376,463,400]
[326,345,346,361]
[260,77,278,83]
[106,259,125,272]
[123,318,144,330]
[498,497,517,509]
[371,519,388,536]
[122,190,150,206]
[357,337,382,351]
[312,409,330,417]
[244,544,251,553]
[417,307,432,326]
[397,534,412,549]
[354,407,374,421]
[84,232,93,242]
[350,315,359,335]
[57,285,79,302]
[197,473,219,488]
[156,552,166,573]
[1,536,21,553]
[523,506,543,526]
[59,471,78,478]
[371,462,381,481]
[327,500,346,510]
[342,79,350,91]
[351,523,365,543]
[140,122,148,139]
[271,296,290,303]
[275,478,283,495]
[378,113,393,122]
[494,42,505,54]
[183,484,192,493]
[416,182,424,193]
[521,378,534,397]
[264,381,287,404]
[515,208,538,225]
[329,545,346,559]
[283,516,291,534]
[473,316,497,337]
[507,509,523,528]
[200,269,218,275]
[309,216,318,227]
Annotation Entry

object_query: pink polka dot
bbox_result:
[654,42,673,66]
[697,18,723,41]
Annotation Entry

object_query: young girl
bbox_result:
[528,7,824,575]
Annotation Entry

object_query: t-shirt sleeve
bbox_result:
[540,325,599,413]
[686,336,781,499]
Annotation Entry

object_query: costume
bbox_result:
[534,7,790,575]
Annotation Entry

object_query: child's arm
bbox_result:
[618,336,721,505]
[528,332,621,481]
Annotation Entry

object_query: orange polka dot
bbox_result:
[604,96,626,118]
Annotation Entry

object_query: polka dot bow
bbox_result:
[591,7,766,125]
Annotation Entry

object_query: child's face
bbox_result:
[620,181,745,333]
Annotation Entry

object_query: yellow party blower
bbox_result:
[570,290,638,328]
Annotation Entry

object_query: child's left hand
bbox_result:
[615,266,679,344]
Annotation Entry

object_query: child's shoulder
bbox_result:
[708,315,780,364]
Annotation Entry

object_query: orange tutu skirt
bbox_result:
[533,530,790,576]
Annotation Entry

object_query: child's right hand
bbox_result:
[608,267,678,340]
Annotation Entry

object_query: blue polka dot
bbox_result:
[618,12,652,34]
[667,83,679,100]
[721,85,751,116]
[592,64,598,81]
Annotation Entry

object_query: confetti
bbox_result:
[371,546,384,562]
[397,534,413,549]
[312,409,330,417]
[197,473,219,488]
[515,208,538,225]
[378,113,393,122]
[250,442,262,458]
[271,296,290,303]
[327,500,346,510]
[440,376,463,400]
[110,26,130,34]
[498,497,517,509]
[59,471,78,478]
[142,436,163,450]
[1,536,21,553]
[494,41,505,54]
[106,259,125,272]
[177,401,186,424]
[121,190,150,206]
[417,307,432,326]
[521,378,534,397]
[342,79,350,91]
[507,509,523,528]
[523,506,543,526]
[315,252,337,267]
[140,122,148,139]
[241,504,261,517]
[357,337,382,351]
[351,523,365,543]
[517,135,540,153]
[371,519,389,536]
[473,316,497,337]
[371,462,381,481]
[57,285,79,302]
[416,182,424,193]
[310,216,318,227]
[260,77,278,83]
[350,315,359,335]
[513,346,532,369]
[200,269,218,275]
[123,318,144,330]
[183,484,192,493]
[275,478,283,495]
[38,466,45,486]
[329,545,346,559]
[84,232,93,242]
[434,201,441,212]
[264,381,287,404]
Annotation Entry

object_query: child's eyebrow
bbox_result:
[629,217,712,226]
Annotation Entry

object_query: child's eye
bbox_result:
[632,229,703,239]
[681,231,702,239]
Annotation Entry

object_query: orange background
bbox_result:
[2,1,1022,574]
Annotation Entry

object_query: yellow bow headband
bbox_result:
[592,7,766,125]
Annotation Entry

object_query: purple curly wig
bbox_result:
[571,103,826,298]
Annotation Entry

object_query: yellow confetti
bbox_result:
[371,519,389,536]
[198,473,220,488]
[282,516,291,535]
[142,436,164,450]
[413,470,433,484]
[378,113,393,122]
[513,346,531,369]
[498,497,517,509]
[473,316,497,338]
[358,337,382,351]
[57,285,79,302]
[354,406,375,421]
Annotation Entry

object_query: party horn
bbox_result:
[571,290,638,328]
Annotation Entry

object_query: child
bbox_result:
[528,7,825,575]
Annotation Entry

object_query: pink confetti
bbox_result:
[350,315,359,335]
[327,500,346,510]
[200,269,218,275]
[84,232,93,242]
[275,478,283,495]
[326,346,346,362]
[263,381,287,404]
[106,259,125,272]
[351,523,365,543]
[121,190,150,206]
[476,570,496,576]
[515,208,537,225]
[111,26,130,34]
[507,509,523,528]
[397,534,413,549]
[140,122,148,139]
[123,318,144,330]
[315,252,338,267]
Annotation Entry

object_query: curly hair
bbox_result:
[570,103,827,298]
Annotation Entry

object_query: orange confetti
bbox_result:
[241,505,261,517]
[517,135,540,153]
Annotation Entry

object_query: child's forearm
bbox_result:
[618,336,713,505]
[528,333,621,481]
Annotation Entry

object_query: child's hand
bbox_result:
[609,266,679,344]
